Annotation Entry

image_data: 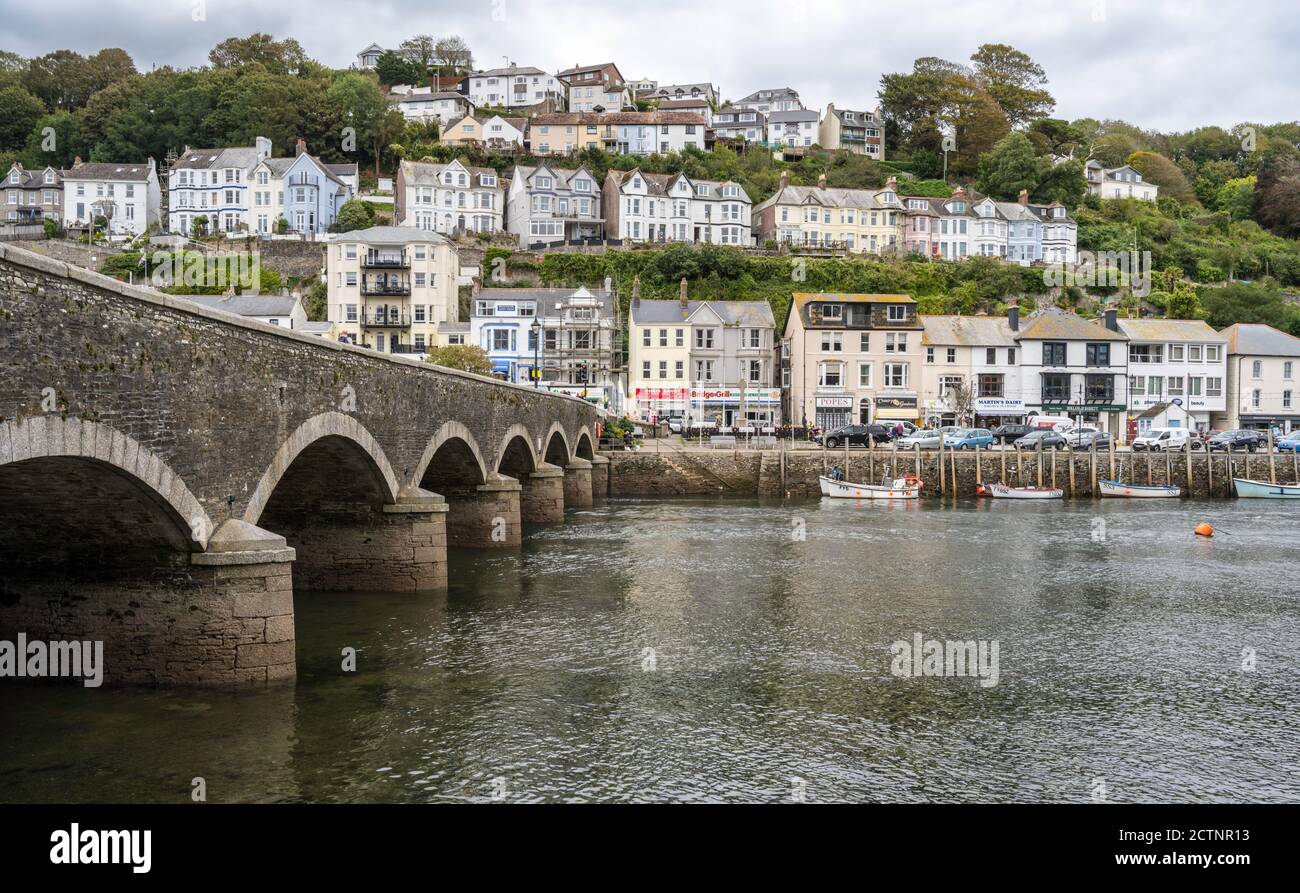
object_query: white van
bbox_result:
[1026,415,1076,433]
[1132,427,1200,452]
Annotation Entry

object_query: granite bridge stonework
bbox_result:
[0,243,606,686]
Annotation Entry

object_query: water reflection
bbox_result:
[1,497,1298,803]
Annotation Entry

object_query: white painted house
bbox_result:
[390,86,477,125]
[62,158,161,238]
[1086,161,1160,201]
[393,158,505,235]
[506,163,604,247]
[465,64,565,109]
[167,137,272,235]
[602,169,751,245]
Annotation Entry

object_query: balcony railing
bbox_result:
[363,253,409,269]
[362,313,412,328]
[362,283,412,297]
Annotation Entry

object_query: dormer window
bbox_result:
[907,199,926,210]
[43,172,54,184]
[821,304,843,321]
[482,175,496,187]
[1053,207,1065,218]
[9,171,18,184]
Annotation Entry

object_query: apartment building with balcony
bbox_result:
[465,64,566,109]
[167,136,272,235]
[602,168,751,245]
[712,106,766,143]
[326,226,460,356]
[782,292,925,431]
[471,283,621,407]
[505,163,603,247]
[394,158,504,236]
[1116,318,1227,434]
[754,173,902,253]
[629,281,778,427]
[734,87,802,114]
[557,62,635,112]
[766,109,820,148]
[819,104,885,159]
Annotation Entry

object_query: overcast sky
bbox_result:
[3,0,1296,132]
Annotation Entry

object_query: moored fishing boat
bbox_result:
[819,475,922,500]
[1099,480,1182,498]
[976,482,1064,500]
[1233,478,1300,499]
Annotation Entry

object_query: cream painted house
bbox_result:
[919,315,1022,428]
[781,292,925,431]
[1220,323,1300,432]
[753,173,903,253]
[326,226,461,357]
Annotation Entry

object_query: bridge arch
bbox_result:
[243,412,400,527]
[415,421,490,492]
[495,424,540,479]
[542,423,572,467]
[0,416,210,552]
[575,426,596,461]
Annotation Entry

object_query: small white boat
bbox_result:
[1233,478,1300,499]
[819,475,922,500]
[1099,480,1181,498]
[977,482,1064,500]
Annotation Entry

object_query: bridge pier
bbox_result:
[445,477,523,548]
[0,520,298,686]
[259,488,448,592]
[521,463,566,524]
[564,459,594,509]
[589,455,610,500]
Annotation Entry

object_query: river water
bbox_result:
[2,497,1298,803]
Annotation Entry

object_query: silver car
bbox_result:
[898,429,944,449]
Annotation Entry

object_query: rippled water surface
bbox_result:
[2,497,1299,803]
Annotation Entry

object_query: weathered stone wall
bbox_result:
[0,242,599,527]
[521,466,565,524]
[445,482,522,547]
[605,448,1300,499]
[0,560,295,685]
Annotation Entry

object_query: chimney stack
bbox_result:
[73,156,82,167]
[1008,296,1020,333]
[472,277,481,297]
[296,138,307,157]
[817,172,827,189]
[1018,188,1029,206]
[679,277,689,311]
[1104,307,1119,332]
[632,275,641,308]
[952,186,967,200]
[886,176,898,192]
[778,170,790,191]
[604,275,613,295]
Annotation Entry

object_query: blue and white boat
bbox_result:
[1099,480,1181,498]
[1233,478,1300,499]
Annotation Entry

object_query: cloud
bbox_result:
[0,0,1296,132]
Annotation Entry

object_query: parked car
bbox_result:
[991,423,1032,444]
[1013,430,1067,450]
[1065,429,1117,450]
[1277,432,1300,452]
[1132,427,1203,452]
[947,428,995,450]
[667,417,684,434]
[898,429,943,449]
[1206,430,1266,452]
[820,424,893,449]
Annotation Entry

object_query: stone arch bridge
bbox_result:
[0,243,606,685]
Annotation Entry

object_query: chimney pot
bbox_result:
[1018,188,1029,206]
[778,170,790,190]
[886,176,898,191]
[1104,307,1119,332]
[679,277,688,307]
[1008,296,1020,332]
[817,172,827,189]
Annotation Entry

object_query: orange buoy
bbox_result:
[1195,523,1215,538]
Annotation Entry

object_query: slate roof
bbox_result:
[343,225,452,244]
[399,159,501,188]
[1115,318,1225,343]
[478,286,615,316]
[631,299,775,327]
[1016,308,1127,341]
[921,315,1018,347]
[767,109,819,124]
[472,66,549,78]
[179,294,300,317]
[1221,323,1300,356]
[64,161,153,181]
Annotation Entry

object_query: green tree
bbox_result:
[1126,150,1197,203]
[970,43,1055,128]
[375,51,423,86]
[424,344,493,375]
[398,35,437,71]
[22,111,82,167]
[976,131,1039,199]
[1216,176,1256,221]
[208,34,307,74]
[0,86,45,151]
[334,200,373,233]
[1165,285,1203,319]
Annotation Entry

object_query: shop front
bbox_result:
[814,395,853,432]
[1040,402,1127,435]
[1239,414,1300,434]
[634,387,689,422]
[875,394,921,425]
[690,387,781,428]
[973,397,1026,429]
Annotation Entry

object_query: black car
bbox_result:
[821,424,894,449]
[1206,430,1266,452]
[991,423,1032,444]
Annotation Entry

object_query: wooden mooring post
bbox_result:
[1089,438,1098,497]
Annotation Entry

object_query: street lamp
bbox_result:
[531,317,542,389]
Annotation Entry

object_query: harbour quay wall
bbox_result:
[603,448,1300,499]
